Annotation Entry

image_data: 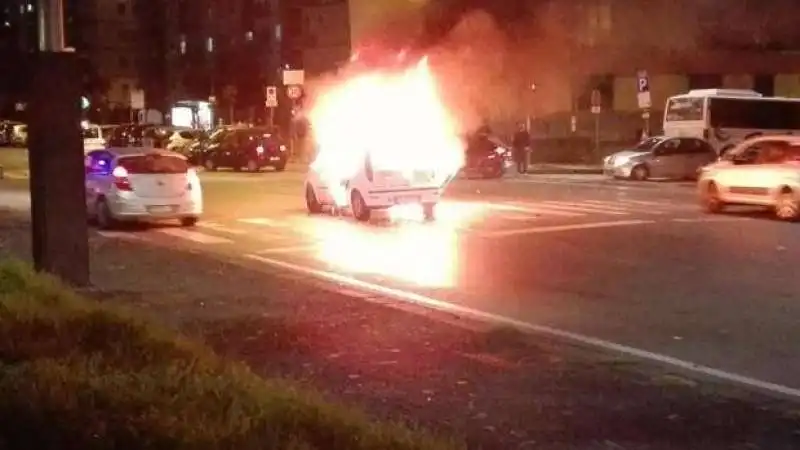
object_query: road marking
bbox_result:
[246,253,800,401]
[670,217,748,223]
[581,199,666,215]
[495,203,584,217]
[254,244,317,254]
[481,220,653,238]
[197,222,248,235]
[536,201,629,215]
[155,228,234,244]
[238,217,290,227]
[96,231,147,241]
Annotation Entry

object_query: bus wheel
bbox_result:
[630,165,649,181]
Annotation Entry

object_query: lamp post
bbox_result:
[27,0,89,286]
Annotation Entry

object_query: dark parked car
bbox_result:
[197,127,288,172]
[107,124,177,148]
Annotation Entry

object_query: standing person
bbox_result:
[512,122,531,174]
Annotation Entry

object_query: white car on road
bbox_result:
[304,151,453,222]
[698,135,800,220]
[84,147,202,229]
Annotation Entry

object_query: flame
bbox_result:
[308,56,464,206]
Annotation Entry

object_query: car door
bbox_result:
[716,142,773,203]
[648,138,682,178]
[681,138,717,177]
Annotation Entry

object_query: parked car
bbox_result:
[166,129,206,155]
[603,136,717,181]
[698,134,800,221]
[0,120,23,146]
[82,124,117,152]
[84,147,202,229]
[461,132,512,179]
[198,126,288,172]
[10,123,26,147]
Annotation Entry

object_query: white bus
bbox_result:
[663,88,800,155]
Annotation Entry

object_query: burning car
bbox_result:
[303,54,463,222]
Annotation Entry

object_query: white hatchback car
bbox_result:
[84,147,203,229]
[698,135,800,221]
[304,152,452,222]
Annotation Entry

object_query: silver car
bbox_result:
[84,147,203,229]
[603,136,717,181]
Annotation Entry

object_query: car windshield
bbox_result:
[118,154,188,174]
[635,137,665,150]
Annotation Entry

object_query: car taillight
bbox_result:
[112,166,132,191]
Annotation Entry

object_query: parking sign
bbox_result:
[636,70,651,109]
[265,86,278,107]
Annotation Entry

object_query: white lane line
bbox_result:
[246,253,800,401]
[535,201,629,215]
[196,222,248,235]
[254,244,317,254]
[670,217,748,223]
[154,228,234,244]
[238,217,290,227]
[96,231,148,241]
[481,220,653,238]
[580,200,665,215]
[493,203,584,217]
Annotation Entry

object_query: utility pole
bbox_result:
[28,0,89,286]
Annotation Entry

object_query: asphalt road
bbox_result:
[3,168,800,398]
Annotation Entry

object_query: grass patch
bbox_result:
[0,147,28,173]
[0,259,459,449]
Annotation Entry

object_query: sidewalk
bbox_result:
[527,163,603,175]
[1,211,799,449]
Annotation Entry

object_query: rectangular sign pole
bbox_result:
[28,0,89,286]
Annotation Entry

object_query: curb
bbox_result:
[526,169,604,175]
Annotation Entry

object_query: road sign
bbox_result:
[287,85,302,100]
[590,89,601,114]
[637,70,651,109]
[283,69,304,86]
[130,89,144,109]
[265,86,278,107]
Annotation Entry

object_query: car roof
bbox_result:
[100,147,188,159]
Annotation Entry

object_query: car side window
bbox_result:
[656,139,680,155]
[734,143,769,165]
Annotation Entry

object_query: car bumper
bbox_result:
[108,194,202,220]
[364,187,443,209]
[603,164,633,178]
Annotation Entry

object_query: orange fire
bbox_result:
[307,56,464,205]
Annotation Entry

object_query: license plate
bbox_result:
[394,195,420,204]
[148,205,174,214]
[269,156,280,161]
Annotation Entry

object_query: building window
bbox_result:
[206,37,214,52]
[117,2,126,15]
[688,74,722,90]
[753,75,775,96]
[275,24,282,42]
[179,35,186,54]
[245,31,253,41]
[577,74,615,111]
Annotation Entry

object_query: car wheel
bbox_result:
[701,182,725,214]
[203,158,217,171]
[95,198,118,230]
[274,163,286,172]
[180,217,198,227]
[246,159,259,172]
[630,164,649,181]
[350,189,371,222]
[305,184,323,214]
[774,189,800,221]
[422,203,436,221]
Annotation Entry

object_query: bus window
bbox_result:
[708,97,800,130]
[665,97,703,121]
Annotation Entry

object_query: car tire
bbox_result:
[630,164,649,181]
[203,158,217,171]
[774,188,800,221]
[350,189,371,222]
[246,159,259,172]
[180,217,198,227]
[422,203,436,221]
[305,184,323,214]
[95,198,118,230]
[701,182,725,214]
[274,163,286,172]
